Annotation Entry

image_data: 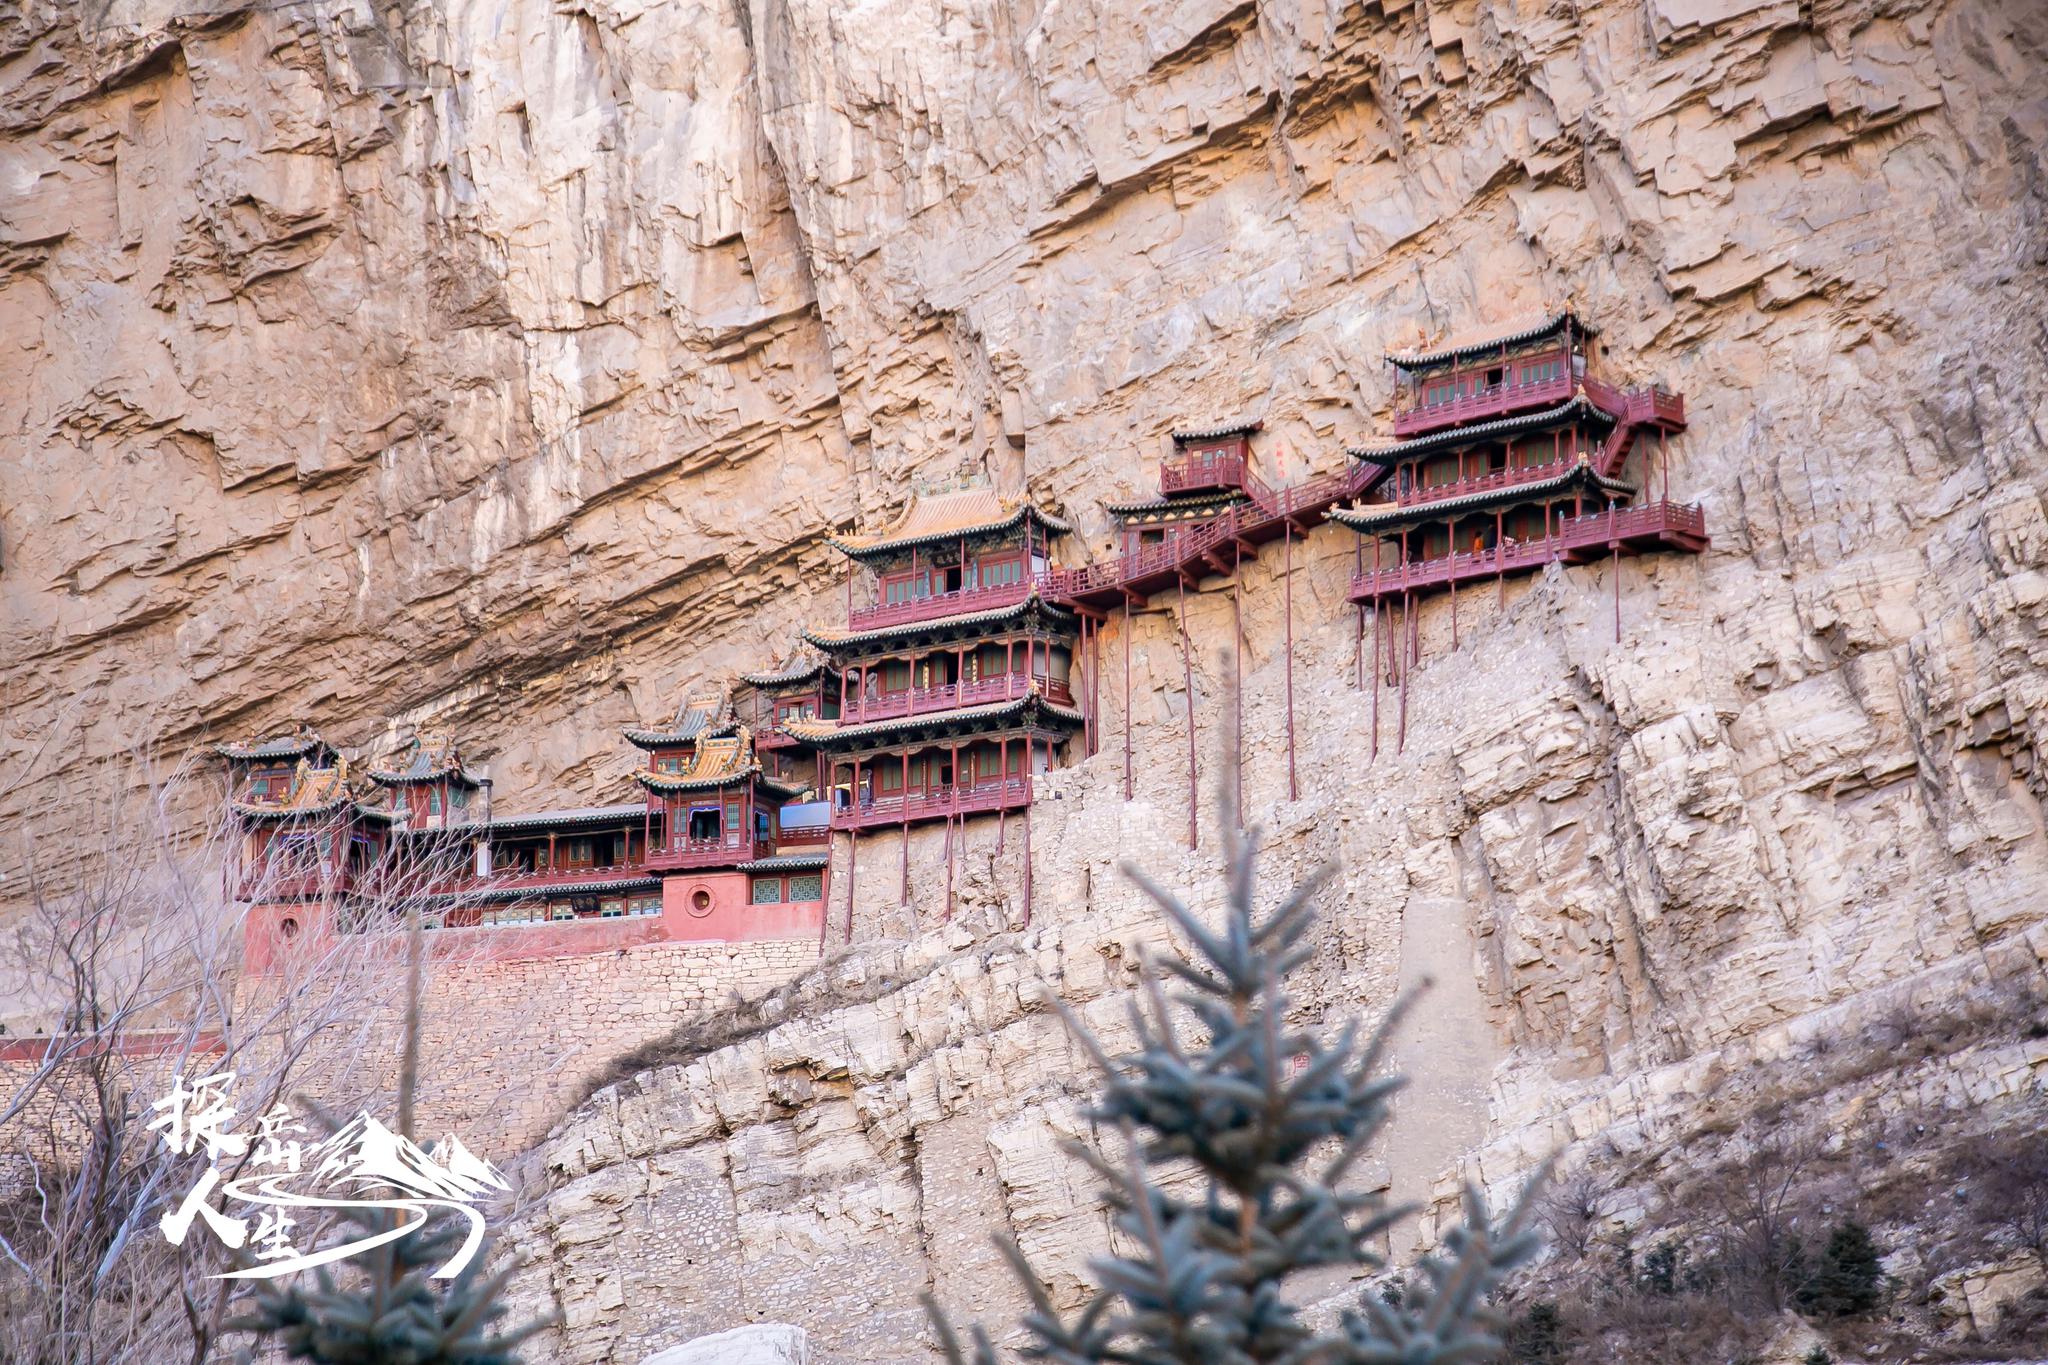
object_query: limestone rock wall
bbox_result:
[4,0,2048,1360]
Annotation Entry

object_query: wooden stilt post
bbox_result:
[1611,500,1622,643]
[997,736,1008,855]
[846,756,860,944]
[1353,533,1364,689]
[1021,779,1033,927]
[1178,572,1197,850]
[1398,592,1411,752]
[1283,517,1297,802]
[1090,613,1102,758]
[1448,515,1459,649]
[1122,596,1134,801]
[1497,509,1506,607]
[1370,599,1381,763]
[1233,538,1244,805]
[899,749,910,905]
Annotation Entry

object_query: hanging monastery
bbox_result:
[223,310,1704,975]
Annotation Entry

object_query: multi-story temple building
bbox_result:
[1331,310,1705,608]
[222,308,1708,954]
[777,485,1086,833]
[222,703,829,971]
[738,484,1091,916]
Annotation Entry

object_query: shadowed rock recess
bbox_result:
[3,0,2046,1359]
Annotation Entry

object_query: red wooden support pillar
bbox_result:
[846,755,861,943]
[1283,517,1297,803]
[899,749,911,905]
[1661,429,1670,504]
[1177,572,1197,850]
[997,737,1009,854]
[1610,500,1622,643]
[1352,532,1364,690]
[1448,515,1459,649]
[1233,538,1244,803]
[1021,771,1033,928]
[1497,509,1506,607]
[1121,596,1134,801]
[945,741,961,920]
[1397,592,1411,753]
[1090,613,1103,758]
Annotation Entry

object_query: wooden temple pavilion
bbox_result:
[222,707,828,970]
[1331,309,1705,750]
[770,484,1089,922]
[1102,422,1263,556]
[220,742,396,909]
[740,651,842,795]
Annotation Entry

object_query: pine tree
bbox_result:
[1795,1220,1883,1318]
[226,1205,546,1364]
[927,805,1545,1364]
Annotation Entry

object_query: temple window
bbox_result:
[788,873,823,902]
[752,876,785,905]
[975,554,1024,588]
[687,808,721,841]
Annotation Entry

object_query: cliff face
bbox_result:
[5,0,2048,1358]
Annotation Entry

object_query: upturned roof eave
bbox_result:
[1345,395,1613,464]
[1329,467,1638,532]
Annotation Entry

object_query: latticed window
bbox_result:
[629,894,661,917]
[787,874,823,902]
[752,877,784,905]
[600,899,625,918]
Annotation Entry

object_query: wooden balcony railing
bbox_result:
[1347,501,1707,602]
[236,867,353,902]
[846,576,1041,633]
[1390,457,1577,508]
[832,777,1033,831]
[845,673,1074,722]
[1161,450,1247,495]
[1394,357,1575,436]
[1043,465,1366,603]
[644,834,757,869]
[775,824,831,847]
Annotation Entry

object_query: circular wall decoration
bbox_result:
[278,917,300,939]
[687,887,714,917]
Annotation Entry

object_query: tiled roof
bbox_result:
[1329,465,1637,532]
[369,734,484,787]
[780,692,1084,749]
[215,728,330,762]
[414,874,661,906]
[634,730,759,793]
[1171,420,1262,443]
[1386,309,1592,371]
[1346,394,1612,463]
[827,487,1070,561]
[231,756,388,821]
[738,853,831,872]
[800,592,1073,651]
[424,802,650,837]
[623,684,737,749]
[1102,488,1249,517]
[740,649,834,689]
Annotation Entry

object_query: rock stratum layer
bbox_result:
[3,0,2047,1359]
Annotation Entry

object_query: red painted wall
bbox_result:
[241,874,826,976]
